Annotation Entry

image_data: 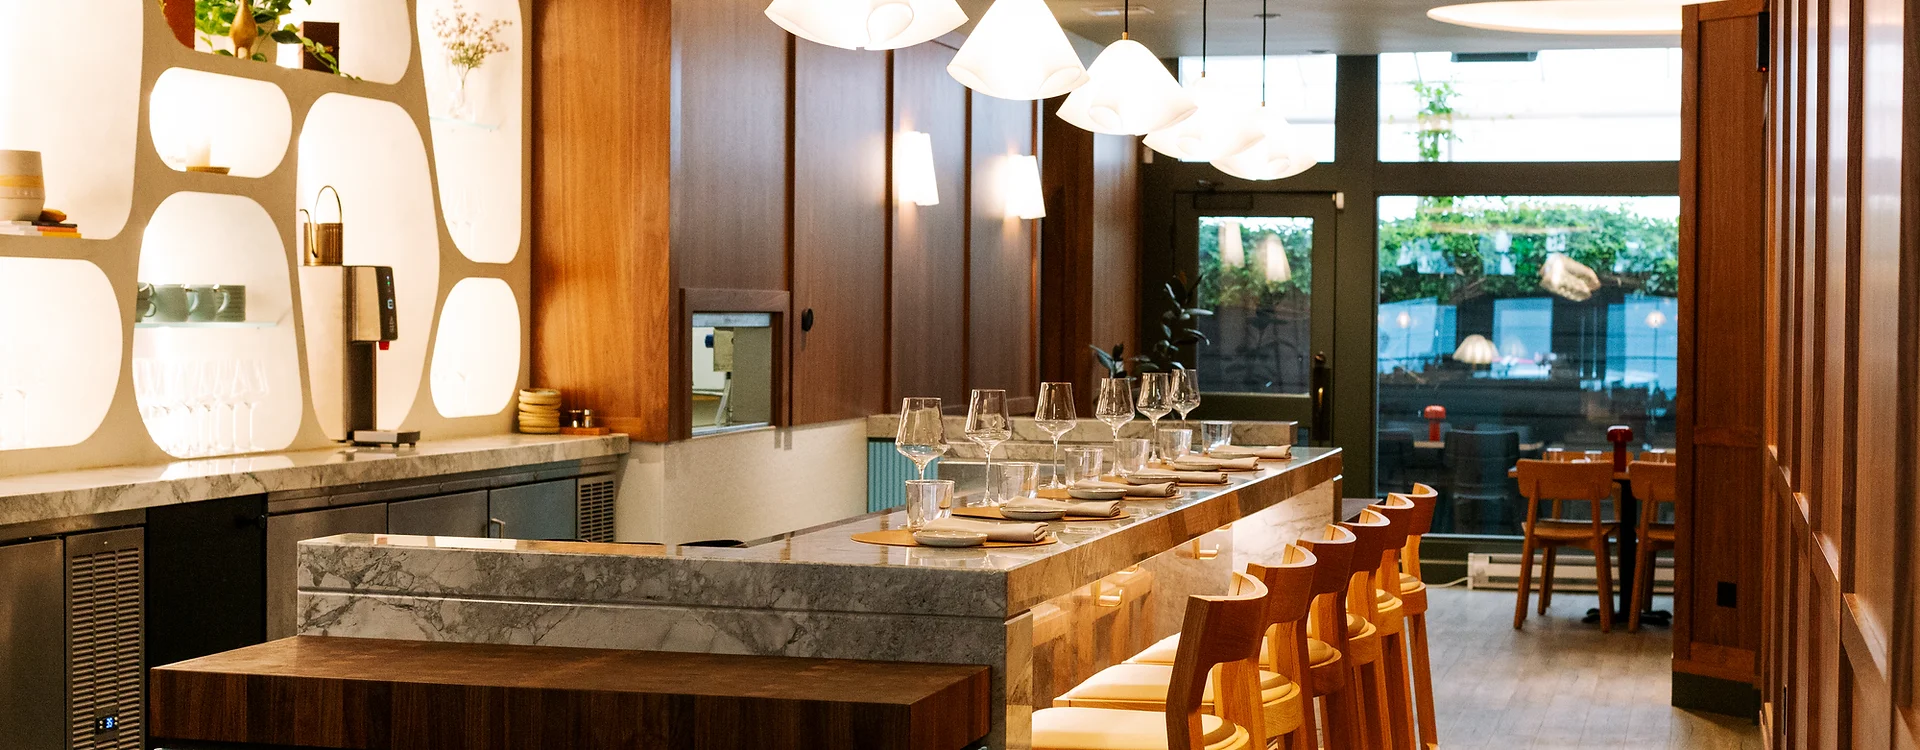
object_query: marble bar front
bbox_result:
[297,447,1343,749]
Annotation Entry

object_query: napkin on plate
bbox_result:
[1130,470,1230,485]
[1166,456,1259,471]
[922,517,1049,542]
[1211,445,1293,460]
[1076,478,1178,498]
[1005,497,1123,518]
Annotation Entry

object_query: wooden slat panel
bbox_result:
[968,94,1037,401]
[791,42,889,425]
[1089,134,1140,380]
[890,41,970,408]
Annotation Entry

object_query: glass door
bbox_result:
[1174,193,1338,442]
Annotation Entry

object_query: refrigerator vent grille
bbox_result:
[68,541,143,750]
[577,475,617,543]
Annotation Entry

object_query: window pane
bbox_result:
[1375,195,1679,535]
[1197,216,1313,395]
[1175,55,1337,163]
[1378,49,1680,162]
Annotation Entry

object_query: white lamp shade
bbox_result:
[1005,154,1046,219]
[1259,233,1291,284]
[895,130,939,206]
[765,0,967,50]
[1210,107,1318,181]
[1427,0,1713,35]
[947,0,1089,100]
[1453,334,1499,365]
[1217,220,1245,267]
[1144,77,1262,162]
[1540,252,1602,300]
[1056,39,1197,135]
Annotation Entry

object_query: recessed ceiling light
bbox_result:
[1426,0,1711,35]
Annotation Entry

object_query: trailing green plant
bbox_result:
[1411,80,1461,163]
[1089,343,1152,379]
[190,0,348,76]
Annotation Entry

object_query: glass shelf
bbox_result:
[430,115,500,132]
[135,321,278,329]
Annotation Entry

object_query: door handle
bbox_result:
[488,517,507,538]
[1310,352,1332,446]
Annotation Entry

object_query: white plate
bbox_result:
[1068,487,1128,501]
[999,506,1067,521]
[912,529,989,547]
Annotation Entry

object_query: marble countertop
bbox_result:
[0,433,630,528]
[302,446,1340,617]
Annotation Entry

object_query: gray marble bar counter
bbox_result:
[297,446,1341,749]
[0,433,629,528]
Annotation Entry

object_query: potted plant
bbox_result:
[432,0,514,120]
[192,0,344,74]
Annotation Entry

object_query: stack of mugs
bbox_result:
[517,388,562,434]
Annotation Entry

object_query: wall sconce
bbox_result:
[895,130,939,207]
[1005,154,1045,219]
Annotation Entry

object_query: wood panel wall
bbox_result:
[1039,98,1140,412]
[968,93,1042,408]
[890,41,971,409]
[1751,0,1920,739]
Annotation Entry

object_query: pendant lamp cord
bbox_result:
[1201,0,1208,76]
[1260,0,1269,106]
[1123,0,1130,38]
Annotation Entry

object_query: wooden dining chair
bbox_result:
[1398,483,1442,750]
[1513,459,1619,632]
[1059,547,1318,748]
[1627,461,1677,633]
[1033,572,1271,750]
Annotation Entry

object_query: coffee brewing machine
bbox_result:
[298,264,420,448]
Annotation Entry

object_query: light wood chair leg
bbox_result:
[1630,542,1654,633]
[1323,684,1364,750]
[1408,612,1439,750]
[1383,631,1416,750]
[1290,629,1320,750]
[1538,547,1557,614]
[1593,538,1615,633]
[1359,658,1393,750]
[1512,537,1536,629]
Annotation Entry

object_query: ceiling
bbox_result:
[951,0,1680,57]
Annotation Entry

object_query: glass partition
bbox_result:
[1375,195,1678,534]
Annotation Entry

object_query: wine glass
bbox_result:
[895,397,949,481]
[231,359,270,452]
[1094,378,1134,442]
[1171,369,1201,423]
[1136,372,1172,461]
[1033,382,1078,489]
[965,389,1013,501]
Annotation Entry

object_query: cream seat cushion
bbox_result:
[1130,632,1336,667]
[1031,706,1252,750]
[1054,663,1301,736]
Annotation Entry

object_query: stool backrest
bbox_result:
[1515,458,1616,531]
[1167,572,1271,749]
[1339,508,1394,574]
[1406,483,1440,536]
[1371,494,1417,554]
[1297,524,1358,597]
[1247,544,1319,628]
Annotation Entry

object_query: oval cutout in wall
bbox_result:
[417,0,524,263]
[0,257,122,450]
[149,68,293,178]
[430,277,521,418]
[0,0,140,238]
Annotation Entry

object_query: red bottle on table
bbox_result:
[1607,425,1634,471]
[1423,405,1447,442]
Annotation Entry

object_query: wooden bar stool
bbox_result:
[1512,459,1619,632]
[1033,572,1272,750]
[1366,494,1419,750]
[1341,506,1402,749]
[1627,461,1677,633]
[1059,547,1319,748]
[1397,483,1441,750]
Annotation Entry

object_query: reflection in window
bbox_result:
[1175,55,1337,163]
[1378,49,1680,162]
[1197,216,1313,395]
[1374,195,1678,534]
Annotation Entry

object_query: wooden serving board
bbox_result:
[850,529,1057,548]
[951,506,1131,522]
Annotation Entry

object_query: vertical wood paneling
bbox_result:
[968,94,1037,402]
[890,42,970,408]
[1089,135,1140,376]
[791,42,889,425]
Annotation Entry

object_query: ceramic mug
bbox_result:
[151,284,191,322]
[185,284,231,322]
[212,284,246,322]
[0,150,45,223]
[134,283,156,321]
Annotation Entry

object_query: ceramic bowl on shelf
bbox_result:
[912,529,988,547]
[999,505,1067,522]
[0,150,46,222]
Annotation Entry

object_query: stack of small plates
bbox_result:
[518,388,562,434]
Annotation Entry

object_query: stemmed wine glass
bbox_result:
[233,359,270,452]
[1171,369,1201,424]
[895,397,949,481]
[1094,378,1134,441]
[1136,372,1172,462]
[1033,382,1078,489]
[965,389,1012,499]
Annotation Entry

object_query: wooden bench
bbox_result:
[150,636,991,750]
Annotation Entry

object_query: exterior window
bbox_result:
[1175,54,1338,163]
[1197,216,1314,395]
[1375,195,1678,534]
[1378,49,1681,162]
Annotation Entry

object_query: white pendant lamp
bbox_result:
[1452,334,1499,365]
[1209,0,1316,181]
[1540,252,1602,301]
[1259,233,1292,283]
[1056,0,1195,135]
[1217,220,1246,267]
[895,130,940,206]
[1005,154,1046,219]
[1142,0,1259,159]
[764,0,967,50]
[947,0,1089,100]
[1427,0,1715,35]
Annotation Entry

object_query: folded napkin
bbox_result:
[1130,470,1230,485]
[922,517,1049,543]
[1076,478,1178,498]
[1005,497,1123,518]
[1210,444,1293,460]
[1166,456,1259,471]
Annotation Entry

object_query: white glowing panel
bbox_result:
[136,193,304,456]
[298,94,440,429]
[430,278,520,417]
[0,258,121,450]
[417,0,524,263]
[0,0,139,238]
[149,69,292,177]
[277,0,414,83]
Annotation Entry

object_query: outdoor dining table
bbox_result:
[1509,464,1672,626]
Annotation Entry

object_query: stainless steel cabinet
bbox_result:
[388,491,490,538]
[488,479,578,541]
[265,504,387,639]
[0,539,66,750]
